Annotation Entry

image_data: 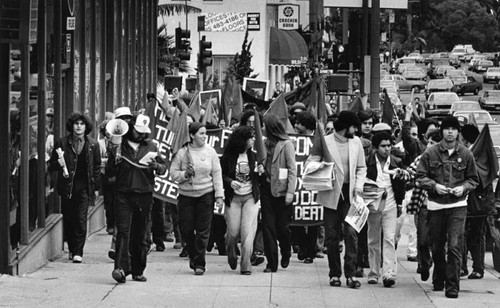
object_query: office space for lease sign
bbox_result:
[204,12,247,32]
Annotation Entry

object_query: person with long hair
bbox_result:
[49,112,101,264]
[170,122,224,275]
[258,114,297,273]
[220,126,260,275]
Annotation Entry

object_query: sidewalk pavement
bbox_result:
[1,228,499,308]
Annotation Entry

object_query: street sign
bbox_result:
[247,13,260,31]
[277,4,299,30]
[389,11,395,23]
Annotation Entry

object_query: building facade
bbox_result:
[0,0,158,275]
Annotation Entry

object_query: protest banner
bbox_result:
[147,101,323,224]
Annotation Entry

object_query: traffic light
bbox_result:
[199,35,212,72]
[175,27,191,61]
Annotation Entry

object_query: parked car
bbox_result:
[380,80,399,94]
[425,78,454,98]
[381,74,427,93]
[451,76,483,95]
[402,67,427,80]
[450,44,476,62]
[426,92,460,119]
[449,100,481,114]
[453,110,498,131]
[433,65,455,79]
[479,90,500,110]
[483,67,500,83]
[473,60,494,73]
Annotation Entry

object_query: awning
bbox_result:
[269,27,308,66]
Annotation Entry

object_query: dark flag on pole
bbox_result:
[253,108,266,164]
[381,90,395,126]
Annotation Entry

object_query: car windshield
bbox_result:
[447,70,465,77]
[452,76,467,84]
[429,93,459,103]
[452,48,466,53]
[479,60,493,66]
[487,91,500,98]
[452,102,480,111]
[488,68,500,73]
[429,80,453,88]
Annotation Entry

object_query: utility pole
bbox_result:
[370,0,381,110]
[309,0,324,65]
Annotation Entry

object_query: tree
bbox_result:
[226,30,256,84]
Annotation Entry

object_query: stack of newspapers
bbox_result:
[302,162,335,191]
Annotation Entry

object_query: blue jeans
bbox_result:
[178,192,215,270]
[224,193,259,272]
[324,184,358,278]
[429,206,467,292]
[114,192,152,276]
[416,207,432,273]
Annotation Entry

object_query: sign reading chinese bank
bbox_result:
[277,4,299,30]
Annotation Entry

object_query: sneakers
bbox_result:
[329,277,341,287]
[72,255,82,263]
[346,277,361,289]
[112,268,126,283]
[251,255,265,266]
[468,271,484,279]
[194,267,205,275]
[165,232,175,243]
[367,277,378,284]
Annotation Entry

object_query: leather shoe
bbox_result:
[281,255,290,269]
[346,277,361,289]
[445,289,458,298]
[251,255,265,266]
[112,269,126,283]
[132,275,147,282]
[460,269,469,277]
[194,267,205,275]
[421,269,430,282]
[155,243,165,252]
[468,271,484,279]
[433,283,444,291]
[355,267,364,278]
[228,257,237,270]
[304,258,313,264]
[383,278,395,288]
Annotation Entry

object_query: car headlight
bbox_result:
[429,104,434,110]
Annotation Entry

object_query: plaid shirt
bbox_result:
[403,155,428,215]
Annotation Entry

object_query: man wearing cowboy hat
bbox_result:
[106,114,167,284]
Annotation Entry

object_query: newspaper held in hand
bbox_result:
[56,148,70,178]
[345,195,369,233]
[302,161,335,191]
[139,152,158,165]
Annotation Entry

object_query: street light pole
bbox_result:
[370,0,381,110]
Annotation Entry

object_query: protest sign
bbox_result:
[148,103,323,225]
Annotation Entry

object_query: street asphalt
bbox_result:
[1,226,499,308]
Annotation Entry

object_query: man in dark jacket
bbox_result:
[49,112,101,263]
[416,116,478,299]
[106,114,167,283]
[363,132,406,288]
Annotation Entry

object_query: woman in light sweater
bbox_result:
[170,122,224,275]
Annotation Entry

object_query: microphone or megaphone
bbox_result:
[106,119,129,162]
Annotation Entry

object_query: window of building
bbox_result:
[205,55,232,89]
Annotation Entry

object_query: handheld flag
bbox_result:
[347,95,365,115]
[171,111,190,156]
[310,123,333,163]
[381,91,395,127]
[264,93,295,134]
[222,75,244,125]
[253,108,266,164]
[188,92,201,122]
[470,124,499,188]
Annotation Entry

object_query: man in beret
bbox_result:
[416,116,478,299]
